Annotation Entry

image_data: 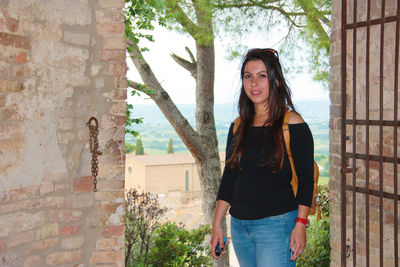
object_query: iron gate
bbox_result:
[341,0,400,266]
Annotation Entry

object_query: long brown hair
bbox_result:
[229,48,297,172]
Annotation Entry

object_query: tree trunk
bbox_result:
[194,42,229,267]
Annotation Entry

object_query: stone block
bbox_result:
[115,76,127,89]
[10,186,40,201]
[0,18,3,31]
[14,51,27,63]
[91,64,103,76]
[101,49,125,61]
[8,230,34,247]
[103,36,125,50]
[64,31,90,46]
[60,224,82,236]
[96,78,105,88]
[13,65,26,78]
[0,240,6,252]
[99,0,125,8]
[49,210,82,223]
[40,182,54,195]
[96,23,125,37]
[8,199,32,212]
[59,117,74,130]
[40,196,67,208]
[90,250,124,264]
[95,10,124,24]
[57,131,75,144]
[95,191,124,203]
[101,114,126,128]
[112,89,127,100]
[101,225,124,237]
[108,61,126,76]
[0,32,30,49]
[0,95,7,108]
[24,256,40,267]
[40,223,59,239]
[0,79,23,93]
[46,250,83,265]
[73,176,94,192]
[72,193,94,208]
[97,179,124,191]
[5,16,19,32]
[97,162,124,179]
[109,100,125,115]
[43,171,68,182]
[61,236,84,250]
[96,237,123,250]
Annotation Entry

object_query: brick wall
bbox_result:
[0,0,126,266]
[330,0,399,265]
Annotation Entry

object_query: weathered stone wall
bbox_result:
[330,0,399,266]
[0,0,126,265]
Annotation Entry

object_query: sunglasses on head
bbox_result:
[263,48,279,58]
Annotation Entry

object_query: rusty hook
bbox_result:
[87,117,99,131]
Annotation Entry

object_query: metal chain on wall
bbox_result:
[87,117,102,192]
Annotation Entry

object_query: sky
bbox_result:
[127,26,329,106]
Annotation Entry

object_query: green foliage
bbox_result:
[125,0,172,48]
[213,0,331,88]
[126,103,143,138]
[296,217,330,267]
[125,188,212,267]
[167,138,174,154]
[125,142,136,154]
[148,223,212,266]
[293,0,331,87]
[317,184,329,217]
[136,139,145,155]
[125,188,168,267]
[126,142,136,154]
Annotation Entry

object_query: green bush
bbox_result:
[125,188,212,267]
[148,222,212,266]
[317,185,329,217]
[296,218,330,267]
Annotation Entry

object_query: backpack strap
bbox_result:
[282,111,299,196]
[233,117,241,135]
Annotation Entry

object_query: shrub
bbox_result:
[125,188,212,267]
[148,222,212,266]
[318,184,329,217]
[296,218,330,267]
[125,188,167,267]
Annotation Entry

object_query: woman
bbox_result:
[211,48,314,266]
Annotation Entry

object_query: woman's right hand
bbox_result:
[210,200,231,259]
[210,226,229,259]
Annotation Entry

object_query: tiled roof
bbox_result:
[126,151,226,166]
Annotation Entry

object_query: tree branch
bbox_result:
[170,47,197,79]
[166,0,201,40]
[185,46,196,64]
[214,2,305,28]
[126,40,207,159]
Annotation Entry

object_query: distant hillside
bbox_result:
[125,100,330,155]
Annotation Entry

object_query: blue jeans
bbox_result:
[231,209,297,267]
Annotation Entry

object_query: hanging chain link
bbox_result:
[87,117,102,192]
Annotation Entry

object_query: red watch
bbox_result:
[295,217,309,228]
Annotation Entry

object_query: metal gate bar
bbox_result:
[351,0,358,265]
[340,1,348,265]
[341,0,400,266]
[365,1,371,265]
[393,0,400,265]
[378,1,385,265]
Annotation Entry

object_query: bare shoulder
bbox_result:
[287,111,305,124]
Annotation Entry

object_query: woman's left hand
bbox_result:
[289,223,307,261]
